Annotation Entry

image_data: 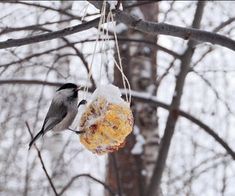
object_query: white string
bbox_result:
[112,57,132,103]
[83,0,107,100]
[81,3,89,22]
[98,2,107,84]
[83,1,132,105]
[108,10,132,103]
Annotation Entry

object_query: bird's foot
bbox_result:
[78,99,87,108]
[68,127,85,134]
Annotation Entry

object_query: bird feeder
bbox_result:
[79,84,133,155]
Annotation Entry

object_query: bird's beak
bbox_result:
[75,86,81,92]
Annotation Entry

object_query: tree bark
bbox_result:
[106,1,160,195]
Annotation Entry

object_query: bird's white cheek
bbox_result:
[53,93,67,104]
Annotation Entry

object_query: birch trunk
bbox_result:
[106,2,160,195]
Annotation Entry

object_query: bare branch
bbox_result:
[0,79,63,87]
[0,44,71,69]
[130,91,235,160]
[0,19,72,35]
[25,122,59,196]
[0,2,234,52]
[191,70,233,114]
[168,153,228,184]
[115,10,235,51]
[88,0,235,51]
[59,173,116,196]
[3,1,80,19]
[0,17,100,49]
[213,17,235,33]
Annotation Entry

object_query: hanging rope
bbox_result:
[83,1,107,100]
[98,1,107,84]
[83,1,132,104]
[78,2,134,155]
[106,10,132,103]
[81,3,89,22]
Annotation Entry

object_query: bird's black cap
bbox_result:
[57,83,77,91]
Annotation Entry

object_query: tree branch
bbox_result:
[25,122,59,196]
[88,0,235,51]
[0,2,234,52]
[0,43,72,69]
[2,1,80,19]
[0,19,73,35]
[59,173,116,196]
[115,10,235,51]
[0,17,100,49]
[0,79,63,87]
[213,17,235,32]
[129,90,235,161]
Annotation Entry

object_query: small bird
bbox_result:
[29,83,85,149]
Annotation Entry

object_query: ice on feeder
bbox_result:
[79,84,133,155]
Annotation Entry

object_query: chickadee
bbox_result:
[29,83,86,149]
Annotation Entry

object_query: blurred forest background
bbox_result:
[0,1,235,196]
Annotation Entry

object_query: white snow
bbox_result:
[131,126,145,155]
[141,169,147,176]
[108,0,118,10]
[115,23,128,34]
[90,84,129,106]
[130,7,145,19]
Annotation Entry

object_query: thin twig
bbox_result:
[0,79,63,87]
[59,173,116,196]
[3,1,80,20]
[213,17,235,33]
[192,69,233,114]
[0,17,100,49]
[114,10,235,51]
[25,122,59,196]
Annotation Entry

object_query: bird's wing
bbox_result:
[41,101,67,133]
[29,101,67,149]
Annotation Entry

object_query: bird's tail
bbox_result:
[28,130,43,150]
